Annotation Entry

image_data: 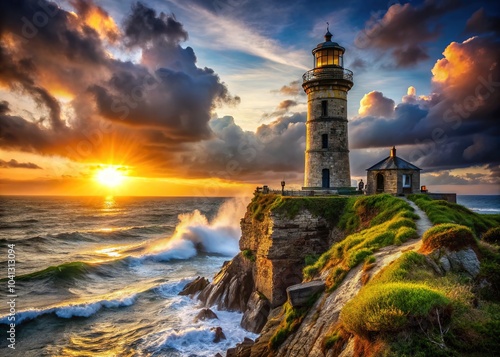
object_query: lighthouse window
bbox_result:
[322,134,328,149]
[321,100,328,116]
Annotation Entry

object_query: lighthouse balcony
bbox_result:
[302,67,353,83]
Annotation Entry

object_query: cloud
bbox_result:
[465,8,500,35]
[0,159,42,169]
[180,113,306,182]
[350,35,500,177]
[272,80,305,97]
[422,170,500,185]
[69,0,120,42]
[358,91,395,117]
[355,0,460,67]
[122,2,188,47]
[0,0,238,170]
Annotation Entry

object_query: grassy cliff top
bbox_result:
[247,193,350,225]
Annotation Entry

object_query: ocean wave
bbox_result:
[15,224,174,245]
[0,218,39,230]
[0,294,137,325]
[12,259,127,283]
[471,208,500,213]
[147,308,258,357]
[143,198,247,262]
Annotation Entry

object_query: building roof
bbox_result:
[366,147,421,171]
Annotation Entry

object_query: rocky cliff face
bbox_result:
[197,196,344,333]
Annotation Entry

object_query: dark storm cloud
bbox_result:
[465,8,500,35]
[0,0,238,169]
[356,0,461,67]
[392,45,429,68]
[0,159,42,169]
[351,35,500,173]
[181,113,306,181]
[123,2,188,47]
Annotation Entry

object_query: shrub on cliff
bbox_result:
[483,227,500,245]
[421,223,477,253]
[341,282,451,334]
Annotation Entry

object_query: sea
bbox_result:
[0,196,257,356]
[0,195,498,356]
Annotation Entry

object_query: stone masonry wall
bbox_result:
[304,84,351,189]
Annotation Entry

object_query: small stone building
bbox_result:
[366,147,421,195]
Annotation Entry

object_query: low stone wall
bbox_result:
[427,193,457,203]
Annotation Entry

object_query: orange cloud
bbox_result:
[358,91,395,118]
[69,0,120,42]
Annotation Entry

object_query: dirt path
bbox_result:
[276,197,433,357]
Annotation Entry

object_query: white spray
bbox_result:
[145,197,249,261]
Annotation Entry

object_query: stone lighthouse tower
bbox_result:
[302,29,354,190]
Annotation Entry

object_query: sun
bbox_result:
[95,166,125,188]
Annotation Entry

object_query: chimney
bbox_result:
[390,146,396,157]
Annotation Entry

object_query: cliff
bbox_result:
[197,194,348,333]
[193,194,500,356]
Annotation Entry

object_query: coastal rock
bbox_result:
[447,248,480,277]
[194,308,218,322]
[431,247,480,277]
[212,326,226,343]
[240,209,335,307]
[241,291,271,333]
[226,337,254,357]
[286,280,325,308]
[198,253,255,311]
[178,276,209,296]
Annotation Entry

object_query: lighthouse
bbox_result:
[302,29,353,190]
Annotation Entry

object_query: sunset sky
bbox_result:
[0,0,499,196]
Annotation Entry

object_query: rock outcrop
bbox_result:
[197,253,255,311]
[241,292,271,333]
[212,326,227,343]
[193,308,218,322]
[178,276,209,296]
[286,280,325,308]
[430,247,481,277]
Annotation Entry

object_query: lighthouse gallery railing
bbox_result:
[302,67,353,83]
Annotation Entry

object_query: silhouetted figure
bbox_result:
[358,179,365,192]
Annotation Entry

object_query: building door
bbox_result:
[376,173,384,193]
[322,169,330,188]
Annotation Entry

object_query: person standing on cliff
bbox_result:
[358,179,365,192]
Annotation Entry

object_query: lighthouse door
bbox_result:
[322,169,330,188]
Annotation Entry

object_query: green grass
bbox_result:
[247,193,349,224]
[269,294,320,350]
[421,223,477,252]
[303,195,418,288]
[242,249,256,262]
[338,248,500,356]
[408,194,498,237]
[341,282,451,334]
[339,194,419,234]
